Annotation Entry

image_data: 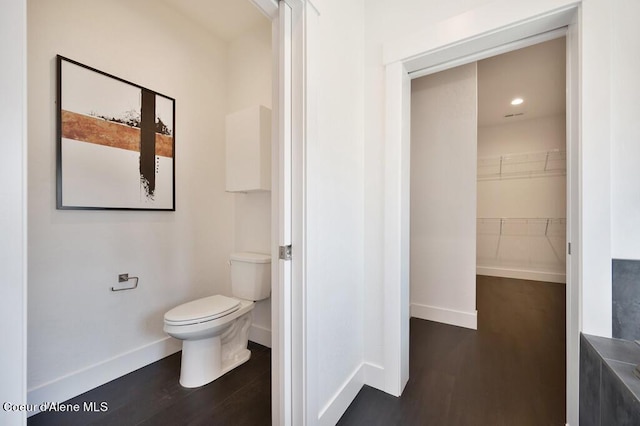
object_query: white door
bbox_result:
[272,1,294,424]
[269,0,309,423]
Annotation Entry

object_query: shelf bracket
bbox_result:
[544,150,550,171]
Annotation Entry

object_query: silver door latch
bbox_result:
[279,245,292,260]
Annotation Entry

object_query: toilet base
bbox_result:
[178,312,252,388]
[220,348,251,379]
[180,349,251,388]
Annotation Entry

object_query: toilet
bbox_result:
[164,252,271,388]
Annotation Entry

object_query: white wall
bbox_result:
[580,0,613,338]
[28,0,234,405]
[477,115,567,279]
[611,0,640,259]
[410,64,478,329]
[227,19,273,347]
[363,0,499,378]
[478,116,566,159]
[227,21,272,115]
[0,1,27,424]
[308,0,366,423]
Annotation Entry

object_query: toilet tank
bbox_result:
[230,252,271,301]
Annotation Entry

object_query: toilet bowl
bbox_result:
[164,295,254,387]
[164,252,270,388]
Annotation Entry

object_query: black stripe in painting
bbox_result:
[140,89,156,198]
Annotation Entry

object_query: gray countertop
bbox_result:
[584,334,640,401]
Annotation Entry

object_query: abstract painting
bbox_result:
[57,55,175,210]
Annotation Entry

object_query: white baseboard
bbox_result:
[362,362,385,391]
[477,266,566,284]
[411,303,478,330]
[249,324,272,348]
[318,363,364,426]
[27,337,181,417]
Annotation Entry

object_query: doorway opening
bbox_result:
[407,36,568,424]
[383,5,580,424]
[23,0,299,425]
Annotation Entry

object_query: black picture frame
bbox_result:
[57,55,176,211]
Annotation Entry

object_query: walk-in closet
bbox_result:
[409,36,568,424]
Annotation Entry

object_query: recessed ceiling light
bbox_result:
[511,97,524,106]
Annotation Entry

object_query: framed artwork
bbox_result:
[57,55,175,210]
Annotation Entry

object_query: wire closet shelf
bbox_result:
[478,149,566,181]
[477,217,566,236]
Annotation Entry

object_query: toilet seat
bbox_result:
[164,295,241,326]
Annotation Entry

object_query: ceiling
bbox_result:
[161,0,268,41]
[149,2,564,127]
[477,37,566,127]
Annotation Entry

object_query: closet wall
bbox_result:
[476,39,567,283]
[477,116,566,282]
[410,63,478,330]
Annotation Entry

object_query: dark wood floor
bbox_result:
[28,342,271,426]
[338,276,566,426]
[29,276,565,426]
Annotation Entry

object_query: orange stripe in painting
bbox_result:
[61,110,173,158]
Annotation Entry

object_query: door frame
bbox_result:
[251,0,314,425]
[382,2,581,425]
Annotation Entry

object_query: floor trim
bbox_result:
[411,303,478,330]
[477,266,566,284]
[318,363,365,426]
[363,362,385,391]
[249,324,272,348]
[27,337,181,417]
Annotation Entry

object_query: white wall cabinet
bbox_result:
[225,105,271,192]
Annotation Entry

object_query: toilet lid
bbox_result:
[164,295,241,325]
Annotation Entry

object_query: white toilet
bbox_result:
[164,252,271,388]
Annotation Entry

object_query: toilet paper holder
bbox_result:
[111,273,139,292]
